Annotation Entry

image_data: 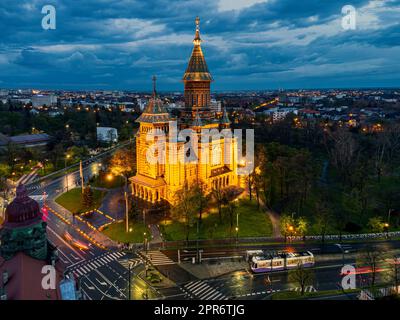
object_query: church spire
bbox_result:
[183,17,212,82]
[193,16,201,45]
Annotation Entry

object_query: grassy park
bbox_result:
[102,221,150,243]
[160,198,273,241]
[55,187,107,214]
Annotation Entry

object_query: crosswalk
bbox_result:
[182,281,228,300]
[289,285,317,293]
[29,195,48,201]
[118,258,143,270]
[142,250,176,266]
[67,251,126,278]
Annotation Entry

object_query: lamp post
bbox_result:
[127,261,133,300]
[384,223,390,239]
[143,232,148,254]
[65,154,71,192]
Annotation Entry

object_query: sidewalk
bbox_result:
[180,260,248,280]
[149,224,163,244]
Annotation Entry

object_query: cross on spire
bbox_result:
[194,16,201,45]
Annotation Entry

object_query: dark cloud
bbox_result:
[0,0,399,90]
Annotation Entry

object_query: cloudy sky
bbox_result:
[0,0,399,91]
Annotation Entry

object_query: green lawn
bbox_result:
[160,199,273,241]
[55,187,107,214]
[102,221,150,243]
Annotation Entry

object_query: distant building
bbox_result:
[96,127,118,143]
[32,95,57,108]
[0,133,51,149]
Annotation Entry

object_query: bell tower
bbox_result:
[182,17,213,122]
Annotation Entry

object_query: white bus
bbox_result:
[248,251,315,273]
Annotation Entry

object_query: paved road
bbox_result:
[23,147,161,300]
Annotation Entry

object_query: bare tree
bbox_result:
[358,245,384,288]
[325,128,359,185]
[211,184,224,223]
[288,263,314,296]
[386,255,400,294]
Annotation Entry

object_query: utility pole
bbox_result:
[127,262,133,300]
[125,191,129,233]
[80,160,84,193]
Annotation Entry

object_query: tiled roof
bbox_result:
[182,17,212,82]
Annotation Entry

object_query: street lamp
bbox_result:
[143,232,147,254]
[235,226,239,244]
[384,223,390,238]
[65,154,71,192]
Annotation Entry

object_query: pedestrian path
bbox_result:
[67,251,126,278]
[181,280,228,300]
[289,285,317,293]
[142,250,176,266]
[17,168,39,186]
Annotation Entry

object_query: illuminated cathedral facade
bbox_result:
[130,17,240,205]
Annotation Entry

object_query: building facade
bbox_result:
[130,17,239,205]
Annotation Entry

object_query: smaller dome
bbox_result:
[4,184,42,228]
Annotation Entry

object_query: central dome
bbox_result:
[4,184,42,228]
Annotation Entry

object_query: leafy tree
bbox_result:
[314,199,332,243]
[296,216,308,240]
[368,217,385,233]
[280,214,295,242]
[109,148,135,187]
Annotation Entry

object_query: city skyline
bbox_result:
[1,0,400,91]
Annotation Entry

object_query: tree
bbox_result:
[386,255,400,294]
[109,148,135,187]
[368,217,385,233]
[82,186,94,210]
[211,184,224,223]
[358,245,384,288]
[171,183,197,243]
[192,181,209,224]
[280,214,295,243]
[222,187,239,235]
[288,263,314,296]
[296,216,308,240]
[314,199,332,244]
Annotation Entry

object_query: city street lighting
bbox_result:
[65,154,71,192]
[384,223,390,238]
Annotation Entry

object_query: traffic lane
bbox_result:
[29,161,103,197]
[45,212,105,266]
[46,209,103,257]
[163,240,400,262]
[204,257,356,298]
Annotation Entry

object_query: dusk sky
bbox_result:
[1,0,400,91]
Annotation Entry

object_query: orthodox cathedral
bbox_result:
[130,17,240,205]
